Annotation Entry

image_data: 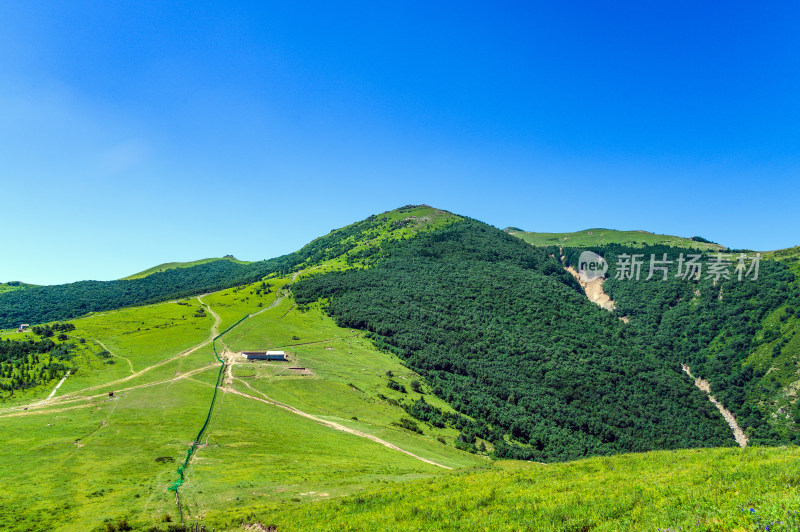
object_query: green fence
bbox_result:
[168,314,250,493]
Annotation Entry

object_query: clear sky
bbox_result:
[2,2,798,285]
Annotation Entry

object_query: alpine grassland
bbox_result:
[0,273,484,531]
[0,207,491,531]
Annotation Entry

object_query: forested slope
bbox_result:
[559,244,799,444]
[293,220,735,462]
[0,206,457,328]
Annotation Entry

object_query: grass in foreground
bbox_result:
[206,446,800,531]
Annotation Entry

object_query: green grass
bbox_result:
[0,269,484,531]
[207,446,800,531]
[201,280,285,332]
[0,371,219,532]
[121,256,250,280]
[180,391,449,513]
[507,227,726,250]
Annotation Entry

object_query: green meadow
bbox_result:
[0,270,484,532]
[6,271,799,531]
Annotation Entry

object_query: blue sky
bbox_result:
[2,2,798,284]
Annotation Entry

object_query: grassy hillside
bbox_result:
[208,446,800,531]
[765,246,800,278]
[5,265,799,531]
[506,227,726,251]
[0,263,483,531]
[121,256,250,280]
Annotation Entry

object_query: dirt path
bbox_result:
[225,368,451,469]
[40,370,71,403]
[251,270,302,317]
[199,294,222,337]
[70,295,219,395]
[96,340,134,374]
[682,364,748,447]
[0,363,218,418]
[251,292,286,317]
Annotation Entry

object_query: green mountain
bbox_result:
[506,227,727,250]
[0,205,459,329]
[1,205,798,531]
[121,256,251,280]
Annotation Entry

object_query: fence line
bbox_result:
[168,314,250,517]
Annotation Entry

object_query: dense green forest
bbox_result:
[293,220,735,462]
[560,244,798,444]
[0,213,401,329]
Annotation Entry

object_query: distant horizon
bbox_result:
[2,3,798,285]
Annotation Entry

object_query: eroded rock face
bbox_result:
[565,266,616,311]
[682,364,749,448]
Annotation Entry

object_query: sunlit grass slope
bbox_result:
[0,265,483,531]
[208,446,800,532]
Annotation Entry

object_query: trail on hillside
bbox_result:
[6,284,452,473]
[226,373,452,469]
[682,364,748,447]
[251,270,301,317]
[67,295,219,395]
[96,340,134,374]
[0,363,218,418]
[251,291,286,317]
[38,370,71,404]
[198,294,222,337]
[3,296,222,414]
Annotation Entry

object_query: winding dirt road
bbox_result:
[225,372,452,469]
[96,340,134,374]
